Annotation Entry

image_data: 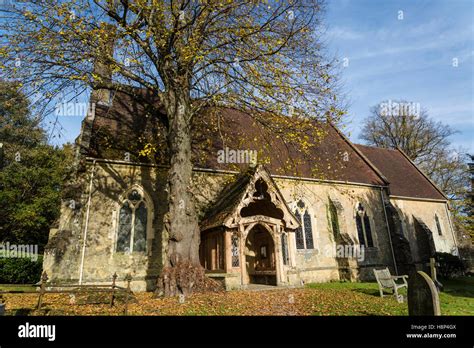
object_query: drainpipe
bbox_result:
[79,160,97,284]
[380,187,398,275]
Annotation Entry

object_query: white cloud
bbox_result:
[326,26,364,41]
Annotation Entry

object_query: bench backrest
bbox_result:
[373,268,394,288]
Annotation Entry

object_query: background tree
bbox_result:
[0,81,74,250]
[451,155,473,252]
[360,100,472,247]
[360,102,455,162]
[1,0,342,295]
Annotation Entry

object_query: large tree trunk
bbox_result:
[155,88,221,297]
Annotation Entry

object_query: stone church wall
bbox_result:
[390,198,458,262]
[275,178,395,283]
[44,160,455,291]
[43,161,232,291]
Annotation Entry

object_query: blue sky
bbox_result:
[324,0,473,152]
[50,0,473,152]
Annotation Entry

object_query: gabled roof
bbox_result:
[77,89,450,201]
[355,144,447,201]
[200,165,300,231]
[200,167,255,231]
[78,90,387,186]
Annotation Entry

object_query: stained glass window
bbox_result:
[117,202,132,252]
[231,233,240,267]
[294,201,314,250]
[294,210,305,249]
[133,202,147,252]
[356,204,374,248]
[116,189,149,253]
[303,210,314,249]
[435,215,442,236]
[128,190,142,203]
[356,214,365,246]
[364,214,374,247]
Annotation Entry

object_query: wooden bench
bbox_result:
[373,267,408,298]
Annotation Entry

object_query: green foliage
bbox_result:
[438,276,474,315]
[0,256,43,284]
[436,252,468,279]
[0,81,74,251]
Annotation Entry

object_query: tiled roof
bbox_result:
[77,90,449,200]
[78,90,387,186]
[355,144,446,200]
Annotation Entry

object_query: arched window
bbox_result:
[356,203,374,247]
[116,188,148,253]
[294,200,314,250]
[435,214,443,236]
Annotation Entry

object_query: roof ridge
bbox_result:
[355,143,399,152]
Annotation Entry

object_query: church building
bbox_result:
[43,88,459,291]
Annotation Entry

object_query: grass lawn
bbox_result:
[307,276,474,316]
[0,284,37,292]
[438,277,474,315]
[0,277,472,316]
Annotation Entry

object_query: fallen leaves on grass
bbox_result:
[2,286,408,316]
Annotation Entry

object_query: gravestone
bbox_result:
[407,271,441,316]
[0,295,5,316]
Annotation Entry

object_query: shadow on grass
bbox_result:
[439,276,474,299]
[348,277,473,301]
[11,308,33,316]
[350,288,382,297]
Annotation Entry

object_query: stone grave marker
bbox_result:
[407,271,441,316]
[0,295,5,316]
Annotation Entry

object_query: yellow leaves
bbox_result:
[1,283,410,316]
[0,46,8,58]
[23,11,37,21]
[139,143,157,158]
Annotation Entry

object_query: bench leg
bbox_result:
[379,287,384,298]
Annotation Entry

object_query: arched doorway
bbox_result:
[244,224,276,285]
